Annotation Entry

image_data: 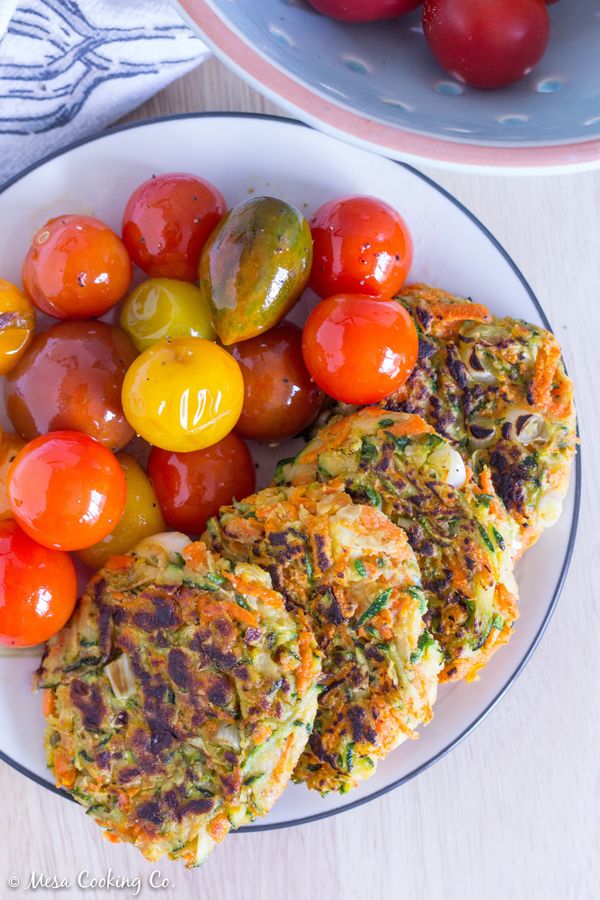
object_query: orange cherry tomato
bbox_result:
[302,294,418,405]
[7,431,127,551]
[122,173,226,281]
[148,432,256,536]
[0,520,77,647]
[230,322,323,442]
[309,196,413,299]
[22,215,131,319]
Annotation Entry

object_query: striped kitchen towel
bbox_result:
[0,0,209,183]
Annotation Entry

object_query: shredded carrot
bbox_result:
[477,467,502,516]
[358,507,410,551]
[42,689,55,718]
[479,467,494,495]
[53,751,76,789]
[103,832,123,845]
[448,555,469,594]
[225,573,283,610]
[207,813,230,844]
[548,377,574,419]
[494,583,519,622]
[271,733,295,785]
[430,301,491,326]
[182,541,209,568]
[104,555,134,572]
[385,415,434,438]
[203,600,259,629]
[531,339,562,411]
[295,629,314,695]
[251,723,272,745]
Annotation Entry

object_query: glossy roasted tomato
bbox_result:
[0,280,36,376]
[148,432,256,535]
[302,294,418,404]
[122,173,226,281]
[77,454,165,569]
[230,322,323,442]
[0,433,25,521]
[122,337,244,452]
[7,431,127,551]
[120,277,216,352]
[0,520,77,647]
[5,320,138,451]
[310,196,413,299]
[422,0,550,89]
[22,215,131,318]
[307,0,421,20]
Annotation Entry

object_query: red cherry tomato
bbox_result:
[423,0,550,90]
[302,294,418,405]
[0,520,77,647]
[310,196,413,300]
[148,432,256,536]
[22,215,131,319]
[230,323,323,442]
[122,173,226,281]
[307,1,421,21]
[7,431,127,551]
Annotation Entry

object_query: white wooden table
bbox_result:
[1,59,598,900]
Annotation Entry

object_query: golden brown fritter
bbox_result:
[276,408,519,683]
[205,481,441,794]
[37,533,321,866]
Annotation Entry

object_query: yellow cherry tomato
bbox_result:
[122,337,244,452]
[0,280,36,375]
[120,278,216,352]
[0,432,26,520]
[77,454,165,569]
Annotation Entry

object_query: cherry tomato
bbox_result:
[77,454,165,570]
[120,277,216,352]
[310,196,413,299]
[22,215,131,318]
[307,1,421,21]
[122,173,226,281]
[122,337,244,452]
[5,321,138,451]
[230,323,323,442]
[302,294,418,405]
[7,431,126,551]
[148,432,256,536]
[0,280,36,376]
[0,520,77,647]
[422,0,550,90]
[0,433,25,521]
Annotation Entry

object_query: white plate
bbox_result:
[0,114,580,830]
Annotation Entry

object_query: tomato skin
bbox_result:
[0,433,25,521]
[77,454,165,570]
[230,323,323,442]
[422,0,550,90]
[0,520,77,647]
[302,294,418,405]
[22,215,131,318]
[122,337,244,452]
[122,173,226,282]
[148,433,256,536]
[7,431,127,551]
[0,280,36,376]
[5,320,138,452]
[309,196,413,300]
[307,1,421,21]
[120,278,216,352]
